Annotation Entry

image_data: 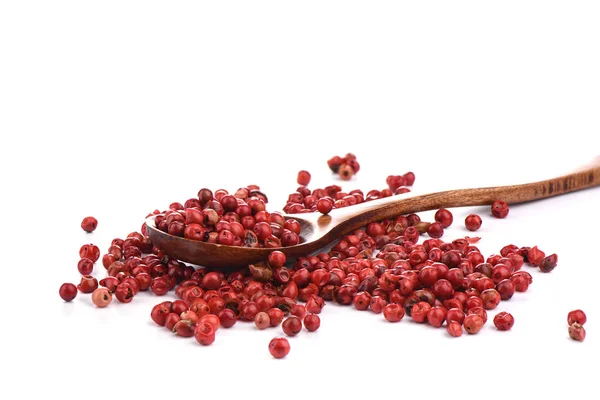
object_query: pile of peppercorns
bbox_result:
[59,157,585,360]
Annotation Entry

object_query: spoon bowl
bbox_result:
[147,158,600,269]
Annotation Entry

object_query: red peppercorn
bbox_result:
[539,254,558,273]
[91,288,112,308]
[427,222,444,239]
[495,279,515,301]
[353,291,372,311]
[480,288,501,310]
[59,283,78,302]
[568,323,586,342]
[81,216,98,233]
[198,314,220,331]
[79,244,100,263]
[403,172,415,186]
[114,283,134,303]
[218,309,238,328]
[173,320,195,337]
[77,258,94,275]
[305,295,325,314]
[290,304,307,320]
[418,266,439,287]
[269,337,291,359]
[304,314,320,332]
[151,302,172,326]
[194,322,216,345]
[446,308,465,325]
[567,310,587,326]
[493,312,514,331]
[180,310,199,325]
[317,198,333,215]
[240,301,260,321]
[446,321,463,337]
[77,275,98,294]
[370,296,387,314]
[465,214,482,231]
[338,164,354,180]
[463,314,484,334]
[297,170,311,186]
[383,303,405,322]
[411,301,432,323]
[151,277,169,296]
[432,279,454,300]
[466,305,487,322]
[282,316,302,336]
[165,313,181,331]
[434,209,453,228]
[427,306,447,328]
[527,246,545,266]
[102,254,116,269]
[267,251,286,269]
[491,200,509,218]
[201,272,221,290]
[171,300,189,315]
[267,308,285,327]
[254,312,270,330]
[510,271,532,292]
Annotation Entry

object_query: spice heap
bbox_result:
[60,160,581,360]
[282,171,414,215]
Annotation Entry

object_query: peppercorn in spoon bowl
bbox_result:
[147,157,600,269]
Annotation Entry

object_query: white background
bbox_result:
[1,1,599,399]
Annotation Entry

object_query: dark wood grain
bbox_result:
[147,158,600,268]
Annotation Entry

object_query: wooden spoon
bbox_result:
[146,158,600,269]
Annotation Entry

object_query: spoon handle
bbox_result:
[325,156,600,236]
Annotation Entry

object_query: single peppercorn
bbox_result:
[568,323,586,342]
[267,308,285,327]
[539,254,558,273]
[427,222,444,239]
[77,258,94,275]
[427,306,447,328]
[151,302,171,326]
[480,288,501,310]
[527,246,545,266]
[467,307,488,324]
[383,303,405,322]
[81,216,98,232]
[269,337,291,359]
[254,312,270,330]
[446,321,463,337]
[493,312,514,331]
[91,288,112,308]
[218,309,238,328]
[79,244,100,263]
[282,316,302,336]
[317,198,333,215]
[567,310,586,326]
[304,314,320,332]
[463,314,484,334]
[165,313,181,331]
[194,322,216,345]
[491,200,509,218]
[411,301,432,323]
[297,170,311,186]
[434,208,453,228]
[267,251,286,269]
[338,164,354,181]
[327,156,344,173]
[465,214,482,231]
[77,275,98,294]
[59,283,78,302]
